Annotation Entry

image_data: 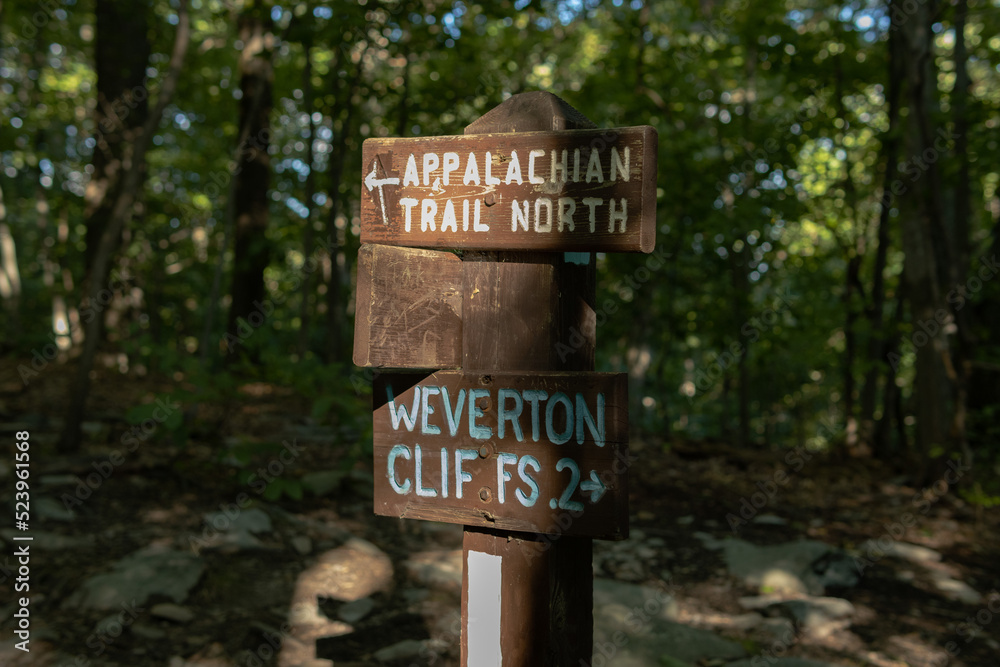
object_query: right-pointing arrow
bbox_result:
[579,470,607,503]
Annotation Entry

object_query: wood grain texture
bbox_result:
[352,244,463,368]
[360,126,657,253]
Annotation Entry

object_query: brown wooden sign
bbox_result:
[373,371,629,540]
[361,126,657,253]
[353,244,463,369]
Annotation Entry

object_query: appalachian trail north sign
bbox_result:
[360,126,658,253]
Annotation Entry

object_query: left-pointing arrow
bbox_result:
[365,163,400,191]
[365,159,399,226]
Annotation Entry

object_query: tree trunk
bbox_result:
[948,0,974,468]
[323,51,365,363]
[59,2,189,452]
[84,0,150,280]
[225,5,273,363]
[298,41,316,358]
[860,18,903,453]
[897,0,955,481]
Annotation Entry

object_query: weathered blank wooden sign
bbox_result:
[373,371,629,540]
[361,126,657,253]
[353,244,463,369]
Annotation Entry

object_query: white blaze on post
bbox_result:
[467,550,503,666]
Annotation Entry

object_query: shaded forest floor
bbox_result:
[1,360,998,666]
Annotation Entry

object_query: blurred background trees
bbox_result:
[1,0,998,496]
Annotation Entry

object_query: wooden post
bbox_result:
[354,90,656,665]
[460,92,597,666]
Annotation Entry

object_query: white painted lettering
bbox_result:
[423,153,439,186]
[403,154,419,186]
[463,152,480,185]
[609,198,627,232]
[551,149,568,183]
[441,200,458,232]
[485,152,501,185]
[586,149,604,183]
[473,198,488,232]
[442,152,460,185]
[528,149,545,184]
[400,197,418,232]
[535,198,553,233]
[611,147,630,182]
[505,150,523,185]
[558,197,576,231]
[421,199,437,231]
[582,197,603,233]
[511,200,529,232]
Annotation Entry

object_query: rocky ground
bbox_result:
[1,366,998,666]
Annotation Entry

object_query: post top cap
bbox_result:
[465,91,597,134]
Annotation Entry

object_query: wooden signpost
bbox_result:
[353,91,657,665]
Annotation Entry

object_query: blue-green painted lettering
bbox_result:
[498,388,524,441]
[388,444,412,495]
[545,392,574,444]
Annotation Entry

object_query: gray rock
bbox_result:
[151,603,195,623]
[772,597,854,638]
[929,571,980,604]
[203,507,271,535]
[726,659,843,667]
[131,623,167,640]
[65,547,204,611]
[594,578,744,665]
[338,597,375,624]
[291,535,313,556]
[373,639,425,662]
[404,549,462,592]
[810,551,861,590]
[701,537,854,595]
[886,542,942,564]
[34,496,76,522]
[759,616,796,640]
[199,507,273,551]
[94,614,128,636]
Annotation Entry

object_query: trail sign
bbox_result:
[361,126,657,253]
[353,244,463,369]
[373,371,629,540]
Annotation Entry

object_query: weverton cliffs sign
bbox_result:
[372,371,629,540]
